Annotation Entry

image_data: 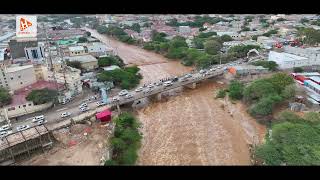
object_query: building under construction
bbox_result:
[0,125,53,165]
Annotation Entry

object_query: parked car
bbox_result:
[0,131,9,138]
[135,87,143,92]
[172,76,179,82]
[179,77,187,82]
[185,74,192,78]
[16,125,30,132]
[61,112,72,118]
[112,97,120,102]
[155,82,162,86]
[119,90,128,96]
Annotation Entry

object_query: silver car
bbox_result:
[17,125,30,132]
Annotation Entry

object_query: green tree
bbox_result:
[169,36,188,49]
[228,80,244,100]
[281,84,296,99]
[199,27,207,32]
[229,45,261,58]
[249,94,282,117]
[293,67,304,73]
[268,73,294,94]
[220,34,233,42]
[0,87,12,107]
[66,60,83,70]
[131,23,141,33]
[251,61,278,71]
[78,37,88,43]
[197,32,217,38]
[263,29,279,37]
[304,112,320,123]
[204,39,222,55]
[98,56,124,67]
[96,25,108,34]
[243,79,277,102]
[26,88,58,105]
[216,89,226,98]
[193,38,205,49]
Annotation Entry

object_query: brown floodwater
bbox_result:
[87,28,266,165]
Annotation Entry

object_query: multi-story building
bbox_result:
[0,64,37,91]
[8,38,38,59]
[64,54,98,71]
[68,46,88,56]
[85,42,114,57]
[24,42,45,64]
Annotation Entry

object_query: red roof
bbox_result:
[10,80,64,106]
[96,109,112,122]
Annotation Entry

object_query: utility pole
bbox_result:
[43,23,59,104]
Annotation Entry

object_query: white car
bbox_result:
[32,115,45,123]
[0,131,9,138]
[61,112,72,118]
[97,101,107,107]
[163,81,173,87]
[119,90,128,96]
[80,107,90,112]
[79,103,88,109]
[155,82,162,86]
[185,74,192,78]
[217,66,222,69]
[135,87,143,92]
[147,84,154,88]
[0,124,11,132]
[125,94,133,99]
[112,97,120,102]
[16,125,30,132]
[143,88,153,94]
[199,70,206,74]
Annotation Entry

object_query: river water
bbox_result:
[87,29,266,165]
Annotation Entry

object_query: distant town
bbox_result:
[0,14,320,166]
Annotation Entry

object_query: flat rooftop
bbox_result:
[64,55,97,63]
[6,64,34,73]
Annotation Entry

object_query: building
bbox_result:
[284,46,320,62]
[24,43,45,64]
[227,65,268,76]
[0,64,37,91]
[2,81,63,119]
[8,38,38,59]
[179,26,191,34]
[68,46,87,56]
[86,42,114,57]
[64,54,98,71]
[216,31,241,40]
[268,51,309,69]
[257,36,277,49]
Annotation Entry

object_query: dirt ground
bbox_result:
[21,122,110,165]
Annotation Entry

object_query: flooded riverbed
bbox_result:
[87,29,266,165]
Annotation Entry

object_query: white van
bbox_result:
[163,81,173,87]
[32,115,45,122]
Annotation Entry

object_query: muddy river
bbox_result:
[87,29,266,165]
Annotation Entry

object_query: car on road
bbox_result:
[32,115,45,123]
[96,101,107,107]
[37,120,47,125]
[179,77,188,82]
[185,74,192,78]
[0,124,12,132]
[80,107,90,112]
[135,87,143,92]
[16,125,30,132]
[199,70,206,74]
[143,88,153,94]
[119,90,128,96]
[79,103,88,109]
[147,84,154,88]
[61,112,72,118]
[155,82,162,86]
[172,76,179,82]
[125,94,133,99]
[0,130,12,138]
[163,81,173,87]
[112,97,120,102]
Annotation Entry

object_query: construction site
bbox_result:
[0,125,53,165]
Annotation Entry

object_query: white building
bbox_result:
[268,51,310,69]
[284,46,320,62]
[179,26,191,34]
[24,44,45,64]
[216,31,241,40]
[0,64,37,91]
[68,46,87,56]
[86,42,114,57]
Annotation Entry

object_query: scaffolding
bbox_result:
[0,125,53,165]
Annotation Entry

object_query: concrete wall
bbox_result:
[6,102,53,118]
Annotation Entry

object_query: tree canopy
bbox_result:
[204,39,222,55]
[0,87,11,107]
[26,88,58,105]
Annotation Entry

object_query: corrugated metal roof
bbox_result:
[309,76,320,83]
[305,80,320,92]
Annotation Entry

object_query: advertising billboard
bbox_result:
[16,15,37,38]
